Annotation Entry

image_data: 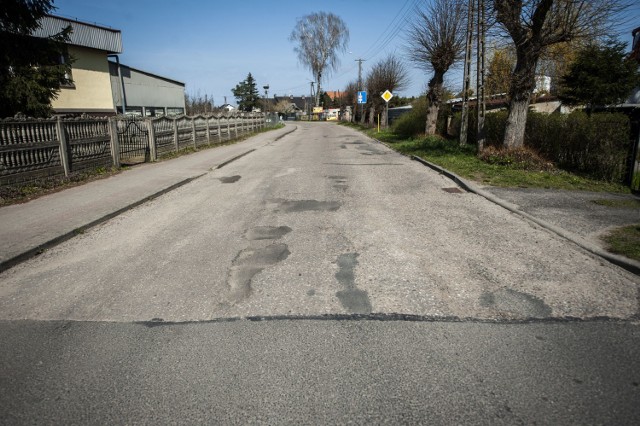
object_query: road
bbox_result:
[1,122,639,424]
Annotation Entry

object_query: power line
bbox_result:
[360,0,416,59]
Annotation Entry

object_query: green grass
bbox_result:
[340,122,630,193]
[602,224,640,261]
[591,199,640,208]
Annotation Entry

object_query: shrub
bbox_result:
[525,111,630,182]
[392,97,427,138]
[391,97,453,139]
[478,146,555,171]
[450,108,630,182]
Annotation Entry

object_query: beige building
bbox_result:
[34,15,123,115]
[33,15,185,116]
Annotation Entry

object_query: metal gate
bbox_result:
[117,117,149,164]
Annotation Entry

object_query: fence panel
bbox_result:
[176,116,193,150]
[194,116,208,147]
[65,119,112,172]
[153,116,176,157]
[0,119,63,185]
[208,116,221,143]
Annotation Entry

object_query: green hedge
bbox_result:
[526,111,630,181]
[451,110,630,182]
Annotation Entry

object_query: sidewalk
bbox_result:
[0,124,296,272]
[411,155,640,275]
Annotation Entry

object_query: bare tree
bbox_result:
[365,55,409,127]
[406,0,467,135]
[290,12,349,107]
[341,80,359,121]
[493,0,630,148]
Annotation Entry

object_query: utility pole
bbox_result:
[356,58,365,123]
[476,0,486,151]
[460,0,475,146]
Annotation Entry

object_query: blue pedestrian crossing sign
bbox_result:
[357,91,367,104]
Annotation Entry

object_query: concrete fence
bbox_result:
[0,112,266,185]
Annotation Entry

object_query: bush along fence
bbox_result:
[447,110,637,186]
[0,112,267,186]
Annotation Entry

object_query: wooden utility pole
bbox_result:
[476,0,486,151]
[460,0,475,146]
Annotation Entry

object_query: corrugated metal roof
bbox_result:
[33,15,122,54]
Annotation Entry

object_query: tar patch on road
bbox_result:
[329,176,348,192]
[272,199,341,213]
[227,244,290,302]
[227,226,292,302]
[218,175,241,184]
[245,226,292,241]
[480,288,552,318]
[335,253,372,314]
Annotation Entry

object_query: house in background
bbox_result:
[109,62,186,117]
[33,15,122,116]
[33,15,186,117]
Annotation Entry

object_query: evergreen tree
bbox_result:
[231,73,260,112]
[0,0,72,117]
[558,39,640,111]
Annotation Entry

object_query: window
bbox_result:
[60,55,74,88]
[166,107,184,116]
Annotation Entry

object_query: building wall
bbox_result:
[52,46,115,115]
[110,63,186,116]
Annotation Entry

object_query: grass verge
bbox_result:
[602,225,640,261]
[0,124,285,207]
[340,122,630,193]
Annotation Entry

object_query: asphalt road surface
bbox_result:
[1,122,639,424]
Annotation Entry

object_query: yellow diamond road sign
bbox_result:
[381,90,393,103]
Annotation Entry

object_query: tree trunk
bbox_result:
[503,96,530,148]
[425,70,444,135]
[425,104,439,135]
[368,106,376,126]
[502,47,538,148]
[315,73,322,107]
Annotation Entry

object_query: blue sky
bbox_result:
[53,0,640,106]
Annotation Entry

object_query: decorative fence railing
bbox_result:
[0,112,266,185]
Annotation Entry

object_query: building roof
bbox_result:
[272,95,308,111]
[108,61,185,87]
[33,15,123,54]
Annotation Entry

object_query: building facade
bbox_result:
[109,62,186,117]
[33,15,122,115]
[33,15,186,117]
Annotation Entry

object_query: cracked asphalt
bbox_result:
[1,122,639,424]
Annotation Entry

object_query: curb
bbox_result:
[410,155,640,277]
[0,126,294,273]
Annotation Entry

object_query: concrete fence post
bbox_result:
[173,118,179,152]
[146,119,157,161]
[234,116,239,139]
[108,117,121,168]
[191,117,197,148]
[217,117,222,143]
[56,117,71,177]
[206,116,211,145]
